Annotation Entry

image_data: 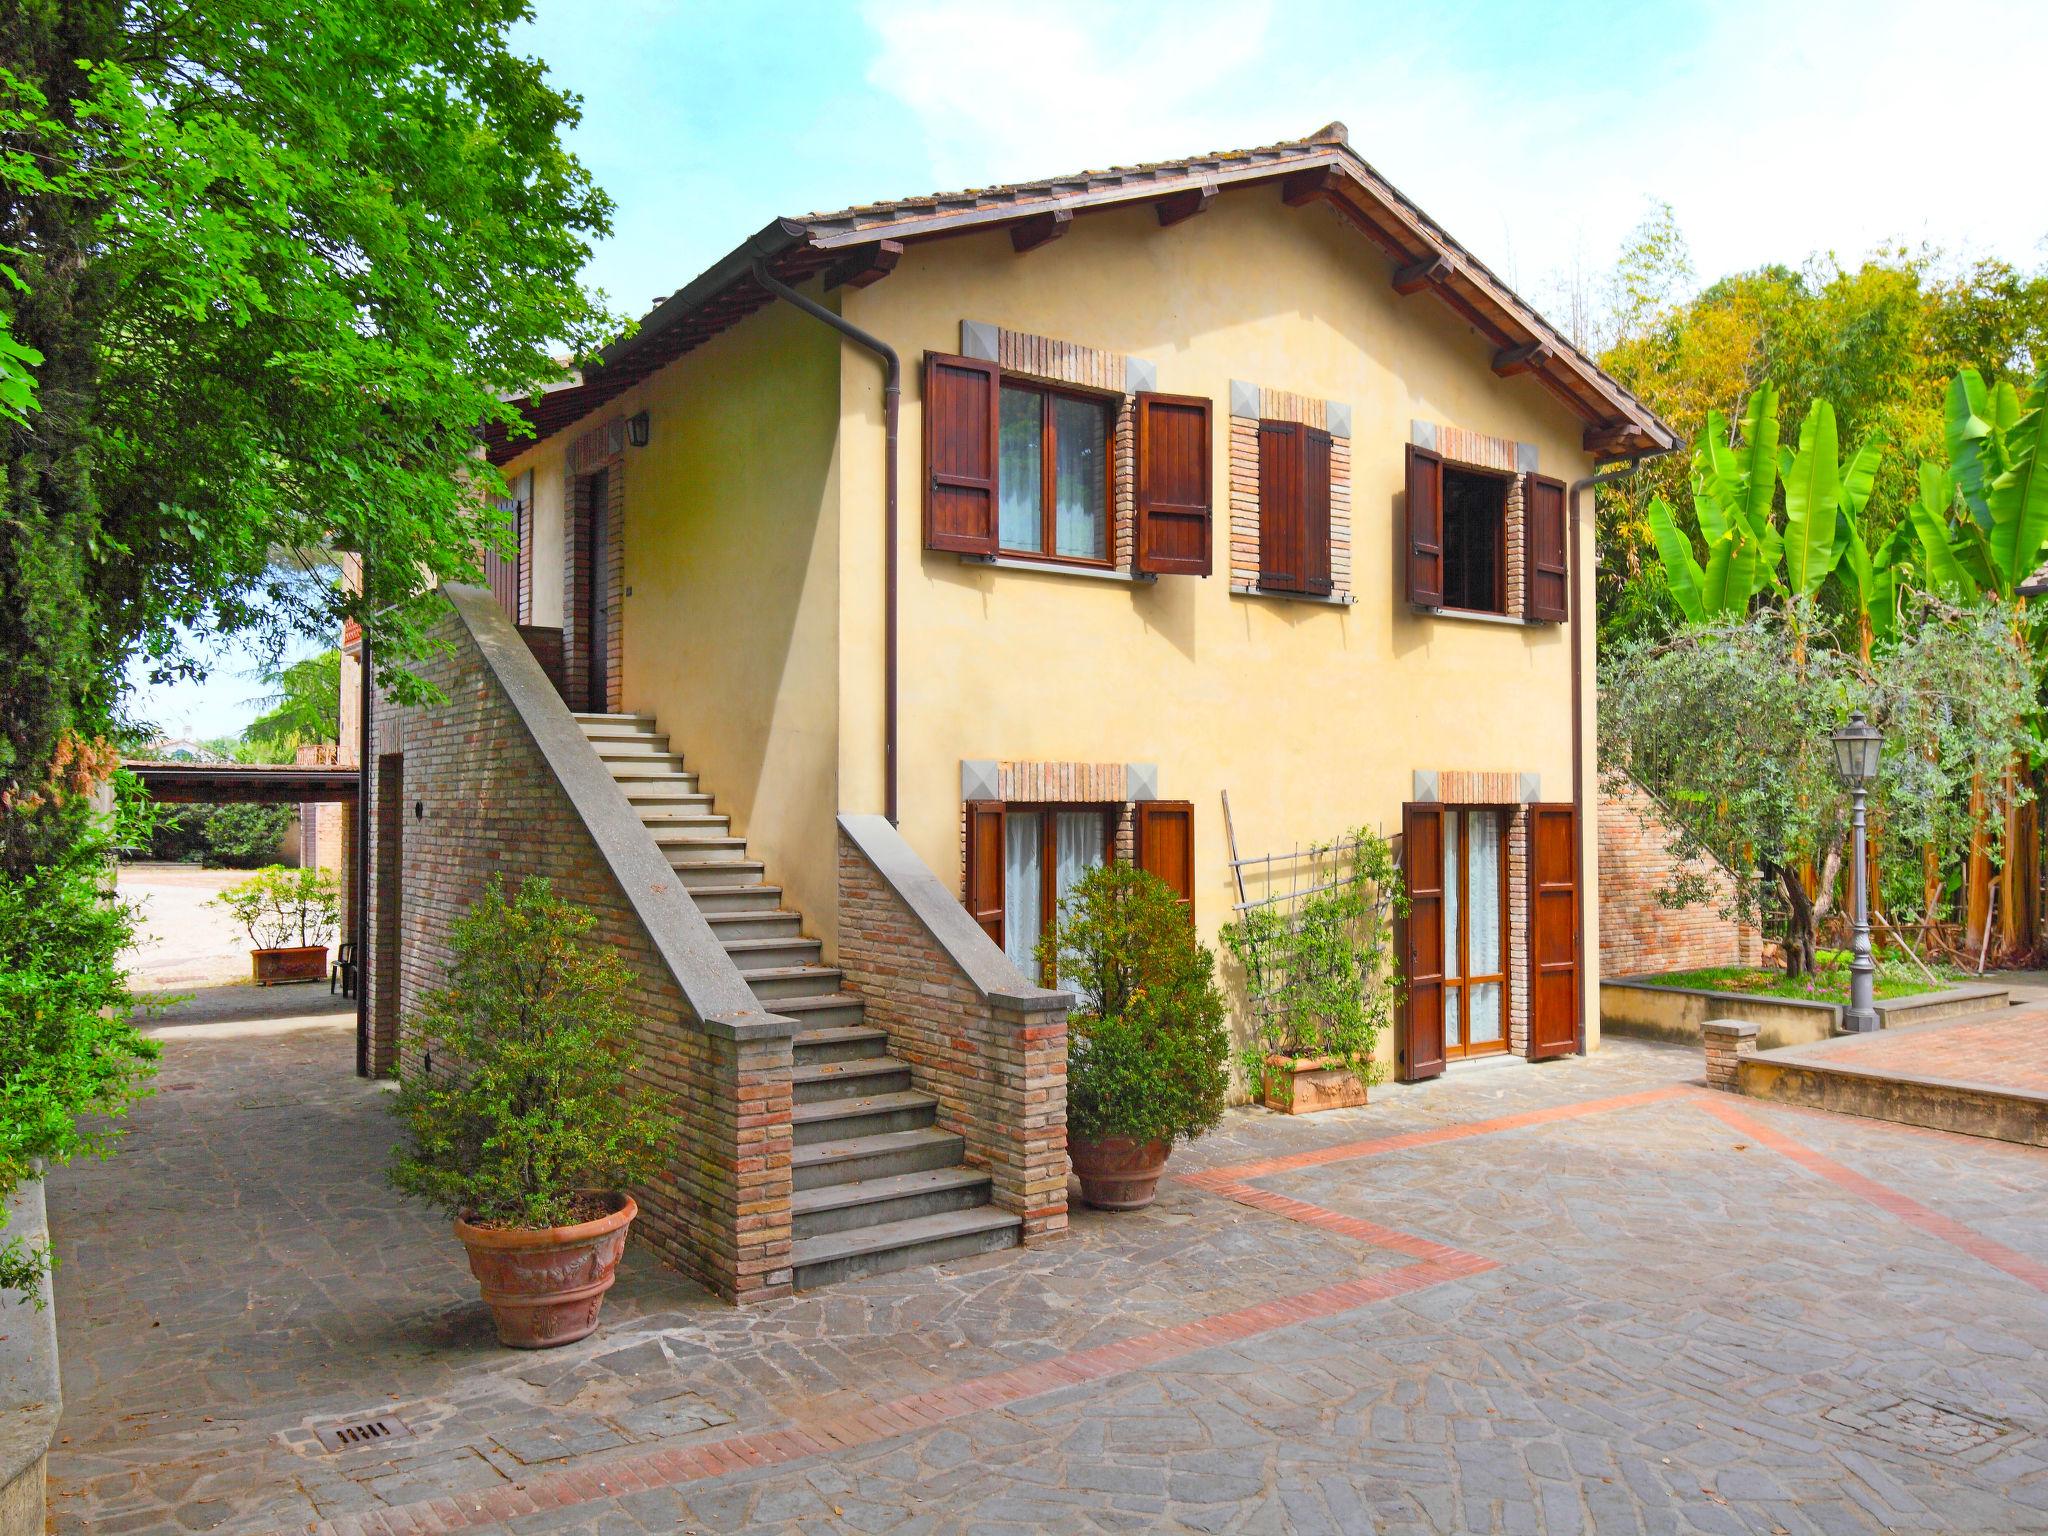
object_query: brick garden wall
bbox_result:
[367,595,793,1302]
[1599,776,1759,978]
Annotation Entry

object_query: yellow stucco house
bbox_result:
[363,124,1677,1298]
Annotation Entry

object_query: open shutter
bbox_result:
[1136,394,1213,576]
[1527,803,1580,1058]
[1524,473,1569,623]
[1258,420,1302,590]
[965,802,1006,947]
[1406,442,1444,608]
[510,469,534,624]
[923,352,1000,555]
[1136,800,1195,921]
[484,495,520,622]
[1400,802,1447,1081]
[1302,427,1333,595]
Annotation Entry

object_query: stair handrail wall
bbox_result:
[837,813,1073,1242]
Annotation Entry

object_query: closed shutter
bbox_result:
[1136,394,1213,575]
[1527,803,1580,1058]
[1406,442,1445,608]
[510,469,535,624]
[1135,800,1195,921]
[965,801,1006,947]
[923,352,1000,555]
[1400,801,1447,1081]
[1302,426,1333,595]
[1258,420,1302,590]
[484,495,520,622]
[1525,473,1569,623]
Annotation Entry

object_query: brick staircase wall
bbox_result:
[1599,775,1759,978]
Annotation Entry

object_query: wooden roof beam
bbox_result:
[1491,340,1554,378]
[825,239,904,291]
[1011,208,1072,253]
[1392,253,1453,295]
[1584,419,1647,455]
[1280,166,1336,206]
[1155,185,1215,227]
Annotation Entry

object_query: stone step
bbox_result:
[620,784,709,806]
[793,1054,911,1103]
[640,811,734,834]
[791,1089,935,1146]
[689,883,785,914]
[792,1207,1021,1291]
[608,756,692,779]
[592,737,674,759]
[721,934,822,972]
[573,712,656,729]
[670,858,768,890]
[658,837,751,864]
[793,1126,968,1191]
[772,993,868,1032]
[742,965,845,1002]
[792,1024,890,1065]
[791,1166,994,1239]
[702,909,804,942]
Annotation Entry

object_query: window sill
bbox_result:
[1231,584,1355,607]
[1414,605,1527,627]
[956,554,1156,585]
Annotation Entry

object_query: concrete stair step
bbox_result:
[607,756,691,778]
[658,837,750,864]
[722,934,822,971]
[791,1166,994,1239]
[620,784,709,806]
[743,964,844,1002]
[574,712,656,729]
[793,1054,911,1103]
[792,1207,1021,1290]
[702,909,804,942]
[772,993,868,1031]
[792,1089,935,1145]
[594,738,676,760]
[689,883,784,913]
[792,1024,890,1064]
[793,1126,964,1190]
[670,858,767,889]
[641,811,733,833]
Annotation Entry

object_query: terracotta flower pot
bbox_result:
[453,1194,636,1349]
[1261,1054,1369,1115]
[251,944,328,986]
[1068,1134,1170,1211]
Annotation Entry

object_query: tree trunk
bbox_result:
[1774,862,1818,978]
[1964,775,1994,957]
[1999,766,2039,962]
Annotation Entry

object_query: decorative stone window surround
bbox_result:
[1227,381,1353,599]
[1409,419,1538,621]
[1411,767,1543,1058]
[563,416,627,714]
[961,320,1152,574]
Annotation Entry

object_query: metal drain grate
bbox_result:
[314,1414,415,1453]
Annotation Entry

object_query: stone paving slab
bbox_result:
[1769,1003,2048,1097]
[43,990,2048,1534]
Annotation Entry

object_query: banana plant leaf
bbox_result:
[1647,496,1706,622]
[1782,400,1844,597]
[1701,525,1759,616]
[1986,373,2048,593]
[1947,369,1994,523]
[1908,459,1979,601]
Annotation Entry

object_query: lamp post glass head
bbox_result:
[1831,711,1882,786]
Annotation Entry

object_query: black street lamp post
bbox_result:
[1831,711,1883,1033]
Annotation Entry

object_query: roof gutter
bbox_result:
[749,261,904,825]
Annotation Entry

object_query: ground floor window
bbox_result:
[1000,806,1113,982]
[1443,807,1508,1057]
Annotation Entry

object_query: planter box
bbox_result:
[251,945,328,986]
[1262,1054,1368,1115]
[1600,977,2009,1051]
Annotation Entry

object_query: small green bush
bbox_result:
[1039,864,1229,1147]
[197,803,295,868]
[211,865,339,950]
[389,877,678,1229]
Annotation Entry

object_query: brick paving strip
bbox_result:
[284,1079,2042,1536]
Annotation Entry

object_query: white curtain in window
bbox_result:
[1054,810,1107,1001]
[1465,811,1503,1043]
[1004,812,1043,981]
[1000,388,1043,552]
[1052,396,1108,560]
[1443,817,1462,983]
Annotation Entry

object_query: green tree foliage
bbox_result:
[1041,864,1230,1147]
[389,878,677,1230]
[244,650,342,761]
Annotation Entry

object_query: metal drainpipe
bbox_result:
[750,262,903,824]
[1565,454,1656,1055]
[354,620,372,1077]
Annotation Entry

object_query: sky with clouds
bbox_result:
[132,0,2047,740]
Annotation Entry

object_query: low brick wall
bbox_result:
[1600,979,1837,1053]
[1599,777,1758,976]
[367,585,796,1303]
[837,816,1071,1242]
[0,1181,58,1536]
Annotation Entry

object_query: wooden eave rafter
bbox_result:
[825,239,903,291]
[1011,208,1073,253]
[1155,184,1215,227]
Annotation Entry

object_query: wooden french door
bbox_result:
[1442,808,1509,1059]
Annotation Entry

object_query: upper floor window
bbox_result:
[1441,465,1507,614]
[1257,419,1334,595]
[998,380,1112,563]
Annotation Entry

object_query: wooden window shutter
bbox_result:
[1135,800,1195,921]
[1527,803,1580,1059]
[965,802,1006,947]
[484,495,520,623]
[1405,442,1445,608]
[1524,473,1569,623]
[1258,420,1303,590]
[1399,802,1447,1081]
[1302,426,1333,595]
[923,352,1000,555]
[1135,394,1213,576]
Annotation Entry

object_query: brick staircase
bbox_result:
[575,713,1022,1289]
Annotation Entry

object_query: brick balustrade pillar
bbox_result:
[1704,1018,1759,1090]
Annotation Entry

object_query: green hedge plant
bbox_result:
[1039,864,1229,1147]
[210,865,340,950]
[389,877,677,1230]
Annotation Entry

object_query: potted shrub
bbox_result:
[1040,864,1229,1210]
[1221,828,1402,1114]
[389,876,677,1348]
[211,864,340,984]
